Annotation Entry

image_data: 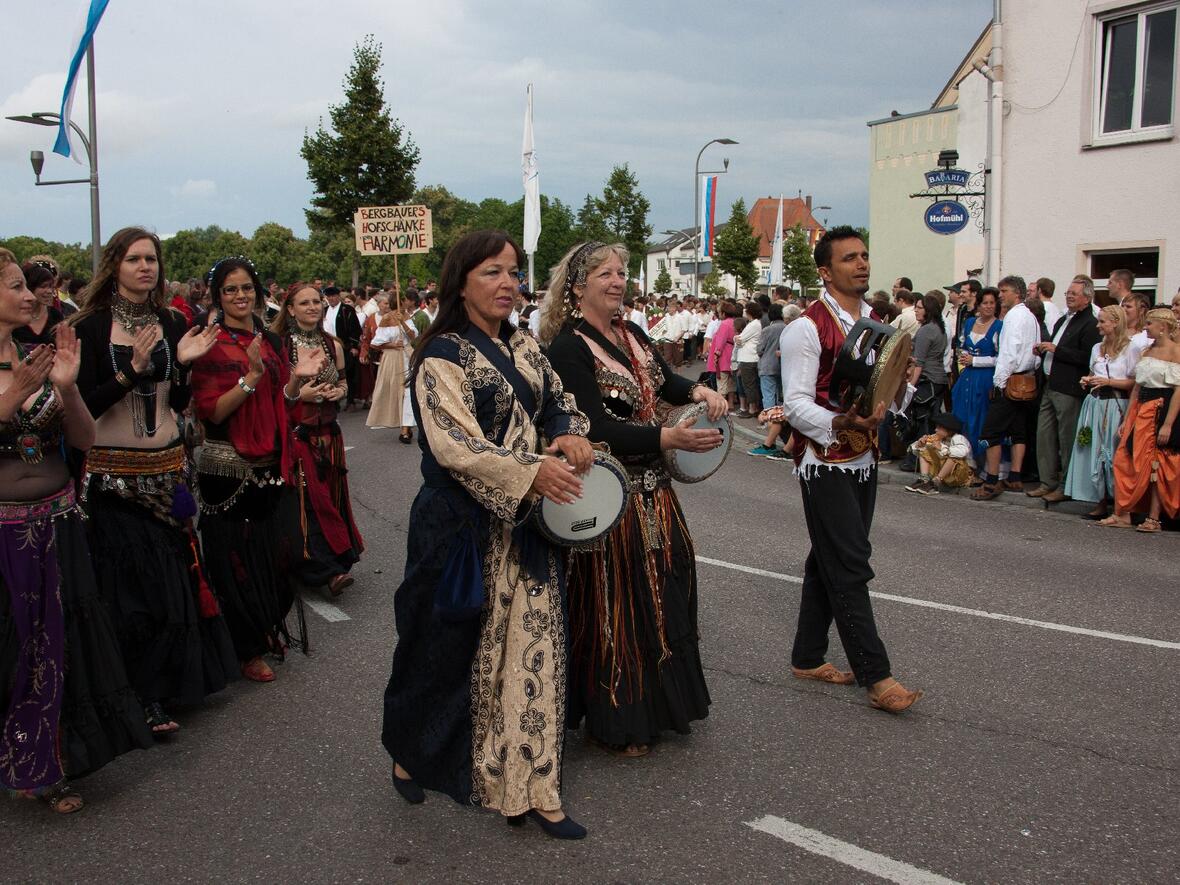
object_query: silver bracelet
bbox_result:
[237,376,256,395]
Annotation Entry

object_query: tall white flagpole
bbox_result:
[522,84,541,291]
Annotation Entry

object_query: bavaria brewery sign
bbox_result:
[924,201,969,236]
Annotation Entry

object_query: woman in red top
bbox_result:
[190,259,324,682]
[270,284,365,598]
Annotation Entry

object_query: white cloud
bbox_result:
[172,179,217,199]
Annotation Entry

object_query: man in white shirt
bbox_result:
[323,286,342,337]
[663,301,684,366]
[1029,277,1062,332]
[1120,287,1151,360]
[628,296,648,332]
[971,276,1041,500]
[779,226,922,714]
[890,290,919,336]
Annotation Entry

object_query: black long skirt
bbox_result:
[197,475,305,662]
[0,510,153,780]
[381,486,482,805]
[86,490,237,707]
[566,484,710,747]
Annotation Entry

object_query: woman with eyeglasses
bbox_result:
[270,283,364,598]
[71,227,235,738]
[190,259,326,683]
[380,230,593,839]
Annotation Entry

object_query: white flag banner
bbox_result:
[55,0,109,163]
[522,84,541,255]
[768,195,784,286]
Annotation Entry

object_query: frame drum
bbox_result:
[661,402,733,483]
[535,450,630,548]
[829,319,913,417]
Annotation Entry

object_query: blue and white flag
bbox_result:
[768,195,784,285]
[54,0,110,162]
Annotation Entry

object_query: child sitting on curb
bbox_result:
[905,413,974,495]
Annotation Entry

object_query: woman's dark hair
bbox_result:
[409,229,525,383]
[745,302,764,320]
[977,287,999,314]
[768,302,784,322]
[207,257,267,318]
[22,263,56,292]
[919,293,945,333]
[720,299,741,318]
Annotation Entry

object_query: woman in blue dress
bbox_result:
[951,287,1002,468]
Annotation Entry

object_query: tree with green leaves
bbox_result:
[782,224,820,295]
[300,35,420,287]
[248,223,305,283]
[0,236,90,278]
[712,199,760,296]
[700,268,727,298]
[574,194,610,243]
[594,165,652,275]
[653,266,673,295]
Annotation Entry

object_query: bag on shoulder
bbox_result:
[1005,372,1037,401]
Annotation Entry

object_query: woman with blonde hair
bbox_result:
[365,291,417,443]
[1098,308,1180,532]
[544,241,728,758]
[1064,305,1138,519]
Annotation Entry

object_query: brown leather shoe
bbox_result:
[1001,478,1026,492]
[1042,489,1069,503]
[868,681,924,713]
[971,482,1002,501]
[1025,484,1050,497]
[791,663,856,685]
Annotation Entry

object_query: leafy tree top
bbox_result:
[300,36,420,233]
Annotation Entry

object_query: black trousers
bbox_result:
[791,465,892,687]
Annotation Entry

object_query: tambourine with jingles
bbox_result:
[661,402,733,482]
[534,450,630,548]
[829,319,912,417]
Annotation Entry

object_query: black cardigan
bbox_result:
[74,308,192,419]
[546,320,694,457]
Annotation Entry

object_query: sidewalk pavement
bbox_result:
[727,415,1093,516]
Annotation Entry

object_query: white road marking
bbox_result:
[746,816,962,885]
[301,596,351,622]
[697,556,1180,651]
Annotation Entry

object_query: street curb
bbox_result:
[728,420,1092,515]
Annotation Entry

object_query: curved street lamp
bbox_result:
[6,109,102,274]
[693,138,738,299]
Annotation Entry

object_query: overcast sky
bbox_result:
[1,0,991,248]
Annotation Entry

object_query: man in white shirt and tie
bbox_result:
[971,276,1041,500]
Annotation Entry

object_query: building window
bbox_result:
[1088,247,1161,299]
[657,259,666,272]
[1094,3,1177,143]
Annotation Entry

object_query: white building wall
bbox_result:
[953,70,988,280]
[1000,0,1180,300]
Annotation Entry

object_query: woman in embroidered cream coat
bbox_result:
[380,230,594,840]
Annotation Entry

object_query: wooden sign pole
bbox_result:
[394,253,401,314]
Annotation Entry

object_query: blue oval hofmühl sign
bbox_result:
[925,200,969,235]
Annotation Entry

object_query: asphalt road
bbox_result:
[4,406,1178,884]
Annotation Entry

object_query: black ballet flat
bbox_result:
[398,432,413,445]
[517,809,587,840]
[506,813,527,827]
[391,767,425,805]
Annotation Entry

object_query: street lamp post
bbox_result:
[7,50,102,274]
[692,137,737,300]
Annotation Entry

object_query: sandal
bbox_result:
[868,682,924,714]
[1094,515,1134,528]
[40,780,84,815]
[791,663,855,685]
[328,574,354,597]
[589,736,650,758]
[241,657,276,682]
[143,701,179,736]
[970,482,1002,501]
[1136,517,1162,534]
[1000,478,1025,492]
[398,433,413,445]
